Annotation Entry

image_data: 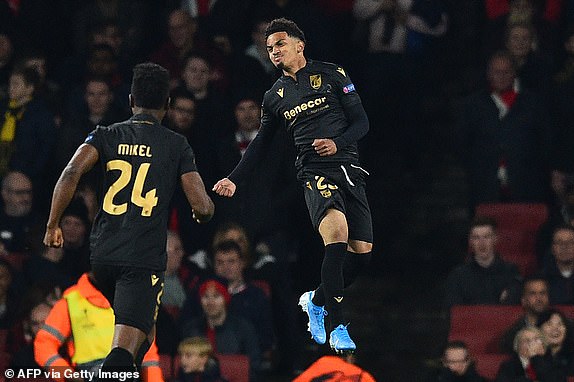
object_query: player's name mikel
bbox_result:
[117,144,152,157]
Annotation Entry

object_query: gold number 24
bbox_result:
[102,160,158,217]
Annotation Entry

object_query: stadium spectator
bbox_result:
[0,171,43,255]
[454,50,551,208]
[0,66,56,189]
[180,278,262,381]
[211,240,274,359]
[174,336,228,382]
[444,216,522,307]
[500,276,550,353]
[425,341,486,382]
[541,225,574,304]
[536,309,574,379]
[495,326,558,381]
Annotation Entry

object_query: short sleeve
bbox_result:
[84,126,103,153]
[178,136,198,175]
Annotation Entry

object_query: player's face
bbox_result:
[266,32,302,70]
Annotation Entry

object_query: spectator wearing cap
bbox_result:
[180,278,262,381]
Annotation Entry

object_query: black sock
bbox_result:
[312,251,372,307]
[96,347,136,382]
[319,242,347,328]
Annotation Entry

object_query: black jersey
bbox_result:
[263,60,362,169]
[85,113,197,270]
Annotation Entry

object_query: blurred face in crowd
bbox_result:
[61,215,87,249]
[214,249,245,286]
[266,31,304,72]
[8,73,34,103]
[540,313,567,349]
[443,347,470,376]
[168,97,195,132]
[200,285,226,321]
[180,348,209,373]
[516,328,545,359]
[235,99,260,133]
[93,25,122,54]
[521,280,549,314]
[551,228,574,265]
[85,80,113,117]
[168,10,196,50]
[1,172,33,217]
[506,25,534,59]
[469,224,497,264]
[215,228,249,260]
[182,57,210,94]
[488,56,515,93]
[252,21,269,51]
[166,232,185,275]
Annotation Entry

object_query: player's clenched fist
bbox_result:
[44,227,64,248]
[213,178,236,197]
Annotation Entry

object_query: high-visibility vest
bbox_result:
[65,290,114,368]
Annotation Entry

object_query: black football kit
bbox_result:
[85,113,197,332]
[228,60,372,241]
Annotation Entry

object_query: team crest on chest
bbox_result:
[310,74,322,90]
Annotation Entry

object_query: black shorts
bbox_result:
[298,164,373,243]
[91,264,164,334]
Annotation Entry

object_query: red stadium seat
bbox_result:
[448,305,524,354]
[474,353,510,381]
[217,354,250,382]
[475,203,548,233]
[494,228,538,276]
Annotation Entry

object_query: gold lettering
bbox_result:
[117,144,152,157]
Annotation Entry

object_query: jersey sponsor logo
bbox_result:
[343,84,355,94]
[276,87,284,98]
[337,67,346,77]
[283,97,328,120]
[151,274,159,286]
[118,144,152,157]
[310,74,322,90]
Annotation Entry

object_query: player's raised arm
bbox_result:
[44,143,99,247]
[181,171,215,223]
